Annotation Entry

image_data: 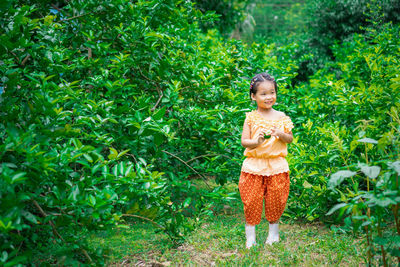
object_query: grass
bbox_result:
[31,179,397,266]
[86,181,370,266]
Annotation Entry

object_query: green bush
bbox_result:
[195,0,248,36]
[306,0,400,54]
[286,22,400,227]
[0,0,239,264]
[0,0,301,263]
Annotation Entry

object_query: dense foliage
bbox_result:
[195,0,248,35]
[0,0,243,264]
[306,0,400,55]
[0,0,399,265]
[247,0,400,82]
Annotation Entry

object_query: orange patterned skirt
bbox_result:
[238,171,290,225]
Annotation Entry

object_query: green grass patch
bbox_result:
[86,181,371,266]
[31,180,397,266]
[88,210,368,266]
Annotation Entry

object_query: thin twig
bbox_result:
[50,4,66,15]
[58,13,90,22]
[199,98,213,103]
[186,153,240,165]
[137,68,165,111]
[122,213,178,245]
[57,11,104,23]
[15,239,24,257]
[138,68,152,82]
[161,150,212,189]
[126,153,138,165]
[32,200,93,263]
[21,54,31,66]
[9,51,22,67]
[32,199,66,242]
[151,90,163,112]
[121,214,165,230]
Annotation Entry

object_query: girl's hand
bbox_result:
[256,132,265,145]
[270,127,284,138]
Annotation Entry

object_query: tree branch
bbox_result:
[186,153,239,165]
[137,68,165,111]
[151,90,163,112]
[161,150,212,189]
[32,199,93,263]
[121,214,165,230]
[21,54,31,66]
[57,11,105,23]
[138,67,152,82]
[32,199,66,242]
[126,153,138,165]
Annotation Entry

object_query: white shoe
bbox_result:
[245,224,256,249]
[265,223,279,245]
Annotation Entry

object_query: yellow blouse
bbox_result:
[241,110,294,176]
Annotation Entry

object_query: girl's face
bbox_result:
[251,81,276,109]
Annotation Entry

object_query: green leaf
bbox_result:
[357,138,378,144]
[68,185,80,202]
[102,165,109,176]
[367,196,396,207]
[72,138,83,148]
[112,165,118,177]
[83,153,93,163]
[21,210,38,224]
[117,149,130,158]
[108,147,118,160]
[145,32,164,39]
[153,106,166,120]
[117,162,125,176]
[0,251,8,262]
[361,220,371,227]
[11,172,26,184]
[183,197,192,208]
[91,164,102,175]
[76,160,90,168]
[0,220,12,231]
[303,180,313,189]
[326,203,348,215]
[154,132,164,146]
[359,164,381,179]
[89,195,96,207]
[124,165,133,176]
[116,224,130,229]
[351,215,368,220]
[388,161,400,175]
[328,170,357,189]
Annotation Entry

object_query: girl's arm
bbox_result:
[241,119,264,149]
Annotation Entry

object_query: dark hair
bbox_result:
[249,72,278,99]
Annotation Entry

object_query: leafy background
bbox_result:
[0,0,399,265]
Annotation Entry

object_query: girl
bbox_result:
[239,72,294,249]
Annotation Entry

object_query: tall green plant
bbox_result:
[327,113,400,265]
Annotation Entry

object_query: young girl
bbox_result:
[239,72,294,249]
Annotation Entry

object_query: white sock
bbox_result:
[265,223,279,245]
[245,224,256,248]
